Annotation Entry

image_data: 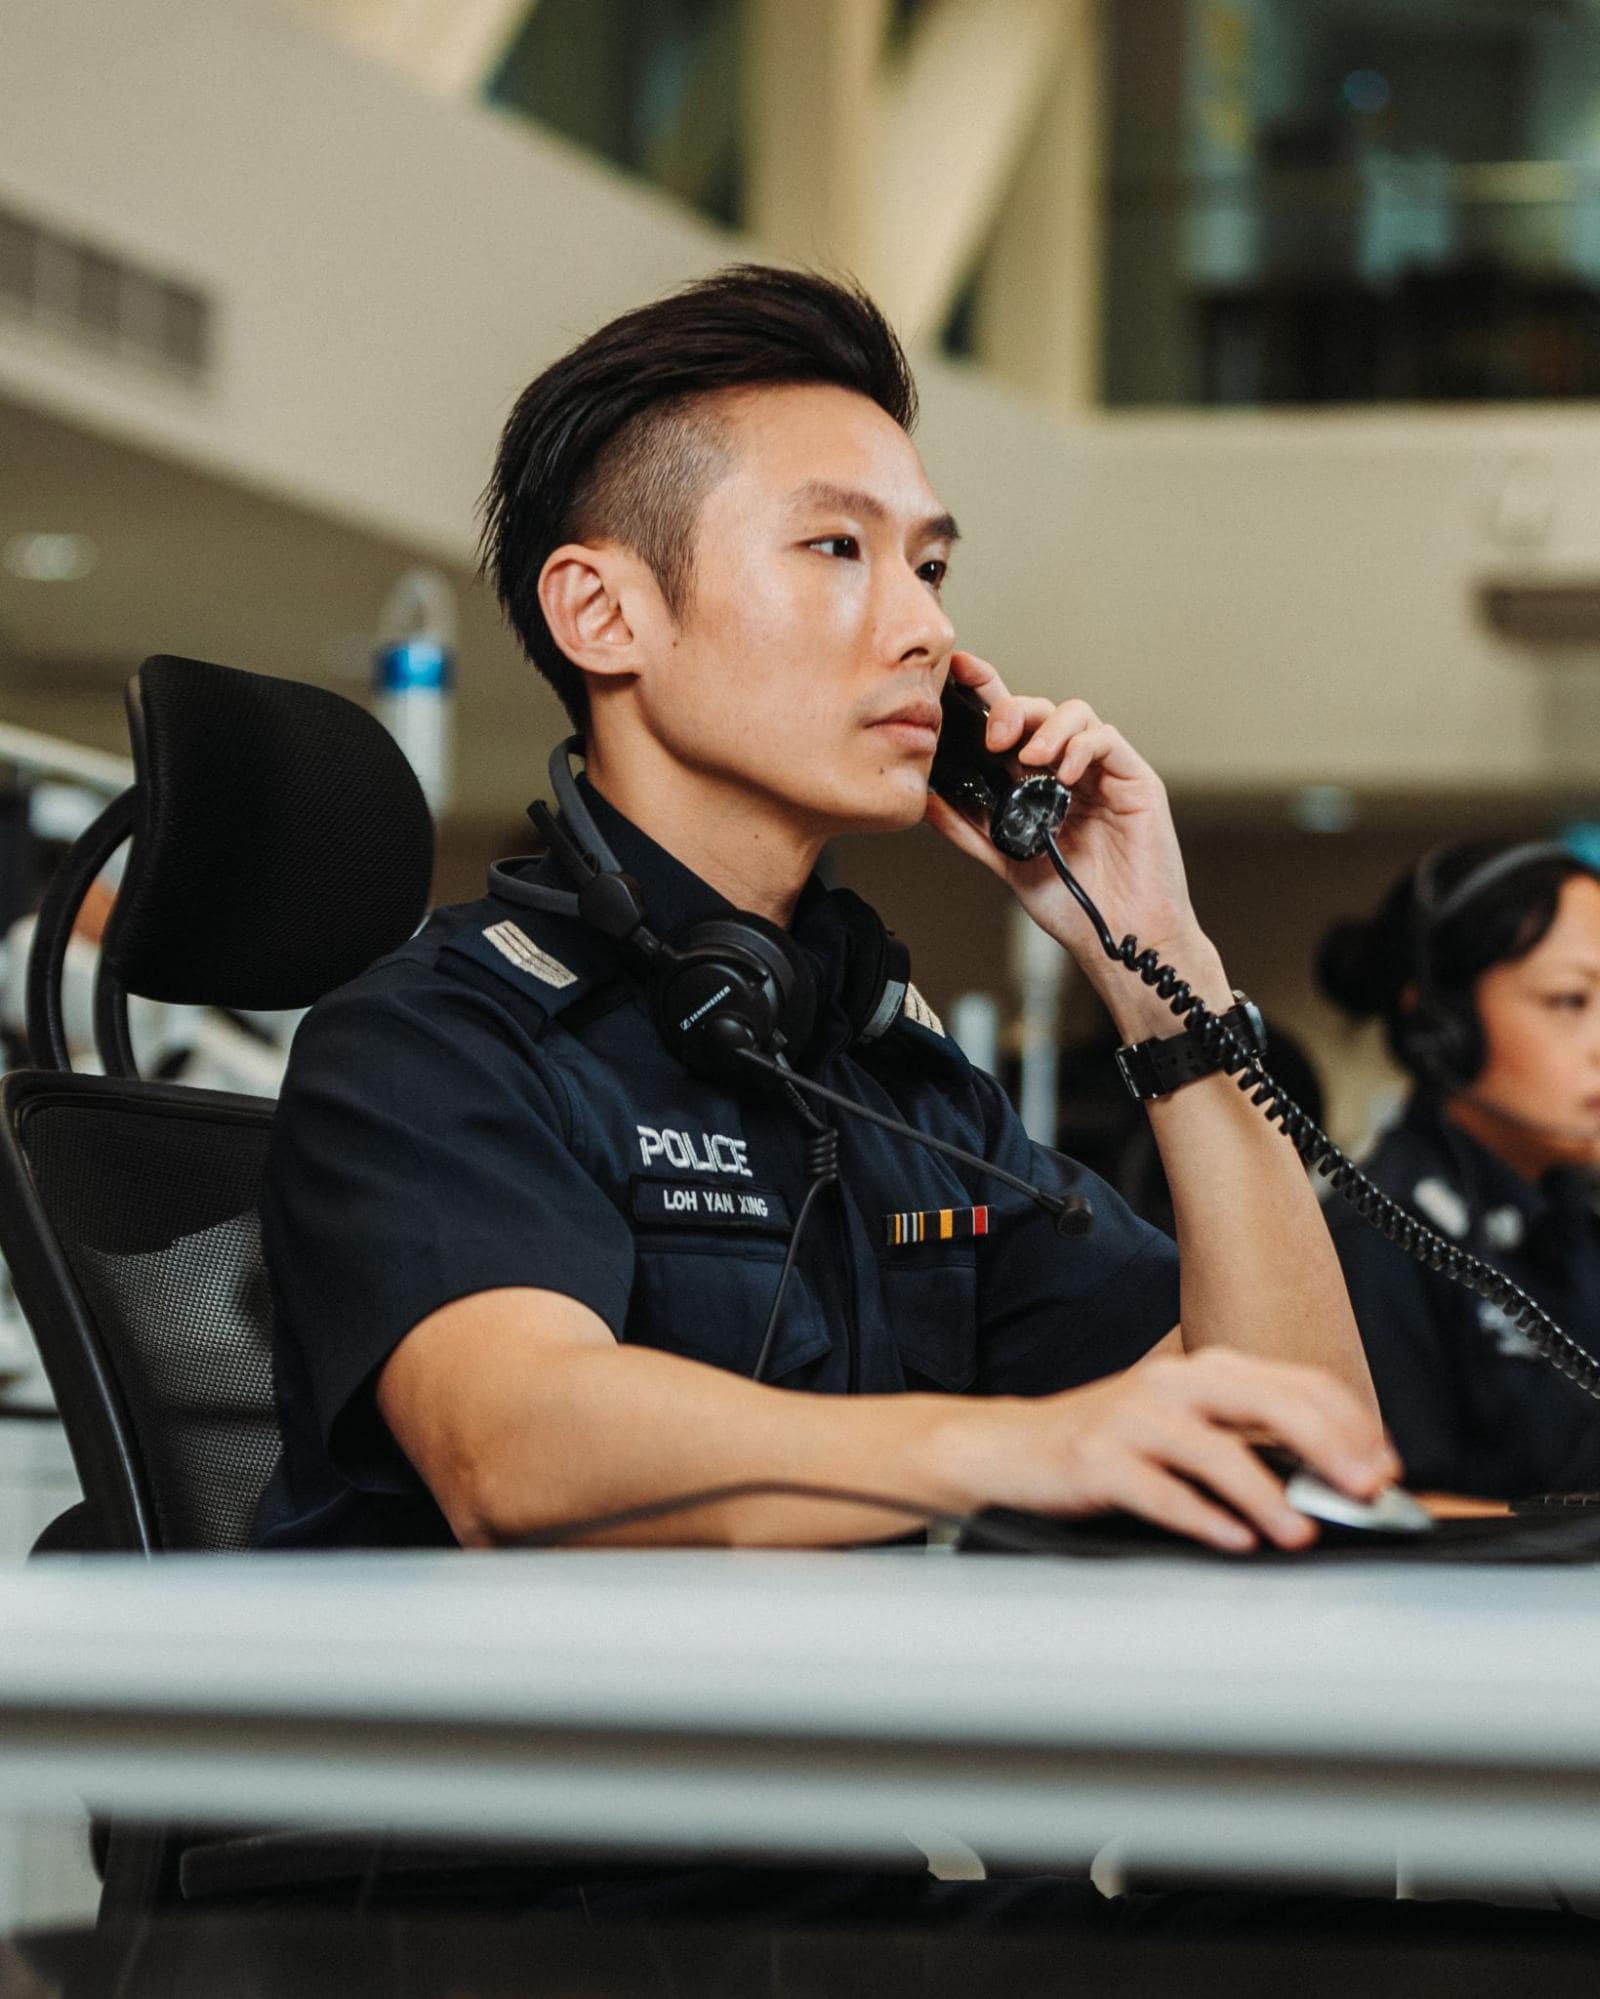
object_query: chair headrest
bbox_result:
[104,656,434,1009]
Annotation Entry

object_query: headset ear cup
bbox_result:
[700,915,817,1054]
[1439,996,1485,1085]
[1398,992,1482,1088]
[829,888,909,1044]
[651,917,816,1080]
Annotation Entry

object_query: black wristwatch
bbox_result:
[1114,991,1267,1103]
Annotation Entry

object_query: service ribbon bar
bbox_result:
[884,1205,990,1247]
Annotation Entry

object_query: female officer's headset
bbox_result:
[495,731,1600,1405]
[1400,842,1583,1092]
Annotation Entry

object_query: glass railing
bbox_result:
[1105,163,1600,406]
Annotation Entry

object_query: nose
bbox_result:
[878,557,955,672]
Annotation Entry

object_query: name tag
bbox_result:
[632,1177,792,1235]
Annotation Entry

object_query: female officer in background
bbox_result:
[1318,840,1600,1499]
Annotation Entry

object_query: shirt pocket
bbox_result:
[625,1240,833,1384]
[875,1243,979,1392]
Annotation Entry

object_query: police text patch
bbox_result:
[633,1177,791,1234]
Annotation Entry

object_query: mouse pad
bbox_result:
[957,1507,1600,1564]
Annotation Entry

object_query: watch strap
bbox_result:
[1115,996,1266,1103]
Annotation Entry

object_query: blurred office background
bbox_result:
[5,0,1600,1916]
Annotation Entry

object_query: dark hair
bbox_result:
[479,264,919,733]
[1316,840,1594,1081]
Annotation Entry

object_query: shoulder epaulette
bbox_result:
[440,904,619,1022]
[900,983,945,1038]
[879,981,975,1082]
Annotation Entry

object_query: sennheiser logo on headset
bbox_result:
[678,982,735,1036]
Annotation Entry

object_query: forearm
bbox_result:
[455,1341,985,1548]
[1094,933,1377,1415]
[385,1284,1396,1557]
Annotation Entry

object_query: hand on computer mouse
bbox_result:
[959,1349,1401,1554]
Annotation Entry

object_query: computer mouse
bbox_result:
[954,1451,1434,1557]
[1256,1446,1433,1535]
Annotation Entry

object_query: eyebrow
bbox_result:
[1529,957,1600,980]
[789,480,960,544]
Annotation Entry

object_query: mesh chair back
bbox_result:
[0,1072,280,1552]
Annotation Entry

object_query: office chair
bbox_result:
[0,654,434,1913]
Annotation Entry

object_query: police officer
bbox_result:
[1318,839,1600,1498]
[255,266,1389,1568]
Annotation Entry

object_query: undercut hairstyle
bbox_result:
[479,264,919,733]
[1317,840,1598,1083]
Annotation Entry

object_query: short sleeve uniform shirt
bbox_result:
[1330,1093,1600,1499]
[254,786,1181,1548]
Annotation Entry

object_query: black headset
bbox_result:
[488,739,909,1082]
[1400,841,1577,1087]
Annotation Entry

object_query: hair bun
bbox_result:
[1316,917,1392,1020]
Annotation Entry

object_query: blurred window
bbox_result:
[1106,0,1600,406]
[488,0,746,228]
[487,0,946,235]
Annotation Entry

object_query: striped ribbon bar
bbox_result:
[884,1205,990,1247]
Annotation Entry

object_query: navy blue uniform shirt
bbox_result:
[254,786,1180,1548]
[1331,1093,1600,1500]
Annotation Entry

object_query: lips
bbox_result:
[870,703,941,735]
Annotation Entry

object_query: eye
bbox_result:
[1541,992,1589,1012]
[917,557,948,589]
[809,535,860,560]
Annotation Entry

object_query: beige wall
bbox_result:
[0,0,723,557]
[915,385,1600,793]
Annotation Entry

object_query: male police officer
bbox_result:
[255,265,1391,1563]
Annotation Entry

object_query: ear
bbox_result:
[537,541,664,685]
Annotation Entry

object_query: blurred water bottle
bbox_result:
[374,568,455,814]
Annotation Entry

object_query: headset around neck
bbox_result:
[488,738,908,1080]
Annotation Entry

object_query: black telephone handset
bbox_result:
[929,680,1071,862]
[924,679,1600,1409]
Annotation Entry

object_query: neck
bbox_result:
[582,736,823,927]
[1443,1091,1564,1185]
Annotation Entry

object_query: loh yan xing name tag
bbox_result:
[633,1177,792,1234]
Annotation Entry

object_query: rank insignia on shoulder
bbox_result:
[481,921,578,990]
[902,983,944,1037]
[885,1205,988,1247]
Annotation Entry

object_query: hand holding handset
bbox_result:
[928,680,1071,862]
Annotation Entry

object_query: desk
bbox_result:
[1,1551,1598,1894]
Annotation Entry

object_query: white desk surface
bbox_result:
[1,1549,1598,1892]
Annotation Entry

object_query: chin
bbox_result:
[1539,1132,1600,1173]
[829,777,930,836]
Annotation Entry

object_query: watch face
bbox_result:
[1231,992,1268,1055]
